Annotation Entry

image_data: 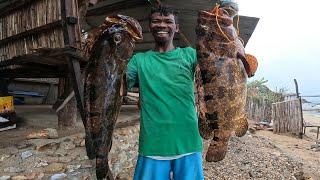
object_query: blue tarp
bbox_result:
[9,91,44,105]
[9,91,44,97]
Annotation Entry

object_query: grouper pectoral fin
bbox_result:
[234,115,248,137]
[195,65,216,140]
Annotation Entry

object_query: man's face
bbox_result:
[149,12,179,44]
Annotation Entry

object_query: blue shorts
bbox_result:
[133,152,204,180]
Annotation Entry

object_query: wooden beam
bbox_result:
[52,91,75,112]
[0,78,9,96]
[0,67,68,78]
[14,78,58,84]
[0,20,62,46]
[0,53,65,67]
[67,56,85,123]
[27,55,67,66]
[19,63,60,70]
[33,47,88,62]
[61,0,70,46]
[294,79,304,139]
[87,0,148,16]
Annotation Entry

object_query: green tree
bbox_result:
[247,78,285,105]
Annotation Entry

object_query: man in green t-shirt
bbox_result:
[127,5,204,180]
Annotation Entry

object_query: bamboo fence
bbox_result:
[246,97,273,122]
[272,99,303,134]
[0,0,81,63]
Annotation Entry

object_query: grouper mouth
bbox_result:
[84,14,143,55]
[104,14,143,42]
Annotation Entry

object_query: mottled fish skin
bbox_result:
[195,5,248,162]
[83,15,142,180]
[85,32,134,180]
[234,40,249,137]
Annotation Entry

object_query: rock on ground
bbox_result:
[0,124,310,179]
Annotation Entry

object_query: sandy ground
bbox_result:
[254,112,320,179]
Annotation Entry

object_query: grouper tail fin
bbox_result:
[205,130,231,162]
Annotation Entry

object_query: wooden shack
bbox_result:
[0,0,259,129]
[0,0,86,121]
[0,0,85,75]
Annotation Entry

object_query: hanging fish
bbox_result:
[83,14,142,179]
[195,3,258,162]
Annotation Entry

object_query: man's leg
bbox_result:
[172,152,204,180]
[133,155,171,180]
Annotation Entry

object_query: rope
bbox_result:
[212,4,234,42]
[207,4,245,47]
[221,6,241,36]
[236,14,240,35]
[238,36,245,45]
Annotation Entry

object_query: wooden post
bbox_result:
[78,0,90,29]
[67,56,85,124]
[0,78,9,96]
[294,79,304,139]
[57,77,78,129]
[43,83,54,104]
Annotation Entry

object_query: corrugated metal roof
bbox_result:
[0,0,259,50]
[86,0,259,50]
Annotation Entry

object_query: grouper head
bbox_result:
[85,14,143,70]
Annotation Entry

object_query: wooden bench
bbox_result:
[303,122,320,139]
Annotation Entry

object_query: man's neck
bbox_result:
[154,42,175,53]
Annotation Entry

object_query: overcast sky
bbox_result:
[237,0,320,102]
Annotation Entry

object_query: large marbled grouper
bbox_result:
[195,3,258,162]
[83,15,142,179]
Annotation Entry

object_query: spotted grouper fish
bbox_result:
[195,4,257,162]
[83,15,142,179]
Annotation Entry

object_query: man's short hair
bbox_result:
[149,5,179,24]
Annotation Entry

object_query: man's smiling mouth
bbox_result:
[156,31,169,35]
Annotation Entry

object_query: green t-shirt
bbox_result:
[127,47,203,156]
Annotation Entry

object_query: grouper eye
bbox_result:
[113,33,122,44]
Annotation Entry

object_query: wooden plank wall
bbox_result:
[272,99,303,135]
[0,0,63,61]
[0,0,81,63]
[0,0,62,39]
